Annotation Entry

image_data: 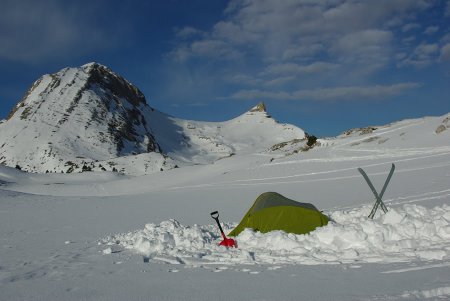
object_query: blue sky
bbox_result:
[1,0,449,137]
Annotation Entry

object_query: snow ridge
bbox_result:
[101,204,450,266]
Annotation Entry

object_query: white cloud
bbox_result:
[175,27,204,39]
[264,76,296,87]
[402,36,416,44]
[166,0,439,106]
[335,30,393,50]
[440,43,450,61]
[282,44,324,60]
[402,23,421,32]
[190,40,237,58]
[228,73,296,88]
[396,52,408,60]
[169,39,243,62]
[213,21,261,45]
[333,30,393,62]
[227,74,263,86]
[292,83,422,101]
[229,89,291,101]
[441,34,450,44]
[400,43,439,67]
[415,43,439,56]
[229,83,421,101]
[424,26,439,35]
[331,29,393,73]
[170,0,431,68]
[263,62,339,76]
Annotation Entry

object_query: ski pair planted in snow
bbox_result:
[358,163,396,219]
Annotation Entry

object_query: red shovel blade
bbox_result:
[219,237,238,248]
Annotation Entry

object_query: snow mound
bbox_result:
[100,204,450,266]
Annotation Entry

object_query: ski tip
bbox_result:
[357,167,366,175]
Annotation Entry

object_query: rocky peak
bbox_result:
[6,62,149,123]
[82,62,147,108]
[249,102,267,113]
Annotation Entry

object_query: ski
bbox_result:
[358,163,395,219]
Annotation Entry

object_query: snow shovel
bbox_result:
[210,211,237,248]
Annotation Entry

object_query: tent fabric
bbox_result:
[228,192,329,237]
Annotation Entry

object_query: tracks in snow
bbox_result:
[169,149,450,191]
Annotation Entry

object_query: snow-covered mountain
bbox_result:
[0,63,167,174]
[0,63,306,174]
[262,111,450,162]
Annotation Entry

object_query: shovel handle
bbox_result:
[210,211,226,239]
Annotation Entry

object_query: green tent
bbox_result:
[228,192,329,237]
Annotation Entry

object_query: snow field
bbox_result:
[1,110,450,300]
[101,203,450,267]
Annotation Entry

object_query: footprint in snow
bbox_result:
[168,269,179,273]
[267,266,282,270]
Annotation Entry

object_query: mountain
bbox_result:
[330,113,450,149]
[0,63,306,175]
[251,112,450,164]
[0,63,168,174]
